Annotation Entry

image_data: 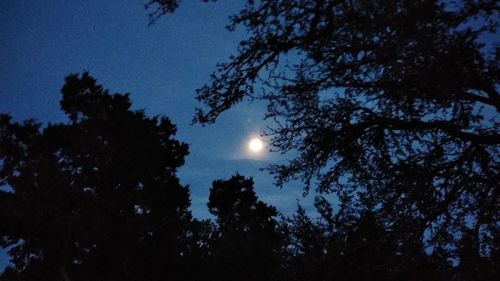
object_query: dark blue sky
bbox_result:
[0,0,315,223]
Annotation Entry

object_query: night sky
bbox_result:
[0,0,320,269]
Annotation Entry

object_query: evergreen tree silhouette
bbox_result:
[207,174,283,281]
[0,73,191,281]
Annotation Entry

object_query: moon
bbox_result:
[248,137,264,153]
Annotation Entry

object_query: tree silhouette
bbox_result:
[283,197,457,281]
[150,0,499,261]
[283,202,331,281]
[0,73,191,281]
[207,174,283,281]
[454,227,499,281]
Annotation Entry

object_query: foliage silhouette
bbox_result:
[154,0,499,265]
[206,174,283,281]
[282,198,458,281]
[0,73,191,281]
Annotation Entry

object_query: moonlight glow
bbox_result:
[248,138,264,153]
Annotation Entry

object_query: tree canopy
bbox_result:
[151,0,499,259]
[206,174,283,281]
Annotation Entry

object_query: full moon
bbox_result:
[248,138,264,152]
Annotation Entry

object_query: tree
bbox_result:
[207,174,283,281]
[454,227,499,281]
[283,197,455,281]
[283,202,332,281]
[179,218,216,281]
[0,73,191,281]
[154,0,499,260]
